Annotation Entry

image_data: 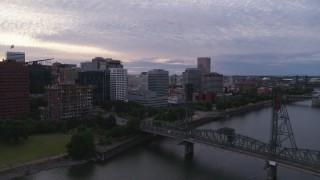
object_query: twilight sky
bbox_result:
[1,0,320,75]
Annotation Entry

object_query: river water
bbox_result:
[17,101,320,180]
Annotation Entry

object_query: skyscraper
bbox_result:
[110,68,128,101]
[29,62,52,94]
[182,68,202,92]
[80,61,92,70]
[128,69,168,107]
[197,57,211,75]
[148,69,169,97]
[202,72,223,100]
[6,51,25,63]
[77,70,110,105]
[91,57,123,71]
[0,60,29,118]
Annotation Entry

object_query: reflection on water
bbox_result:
[67,162,96,180]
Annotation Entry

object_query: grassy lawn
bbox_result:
[0,134,71,170]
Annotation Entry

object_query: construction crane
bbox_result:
[24,58,54,65]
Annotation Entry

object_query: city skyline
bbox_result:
[1,0,320,75]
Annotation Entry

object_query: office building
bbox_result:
[0,60,29,118]
[92,57,123,71]
[51,62,78,84]
[110,68,128,101]
[29,62,52,94]
[148,69,169,97]
[169,74,179,87]
[6,51,25,63]
[197,57,211,75]
[128,90,168,108]
[147,69,169,107]
[182,68,202,92]
[80,61,92,70]
[201,72,223,101]
[77,71,110,105]
[128,73,148,91]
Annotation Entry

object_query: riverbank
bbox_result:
[96,134,155,161]
[0,153,88,180]
[0,134,154,179]
[0,101,272,179]
[190,100,272,127]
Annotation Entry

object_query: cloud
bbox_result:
[0,0,320,74]
[213,51,320,75]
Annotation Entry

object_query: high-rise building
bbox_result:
[6,51,25,63]
[128,73,148,91]
[66,67,81,84]
[182,68,202,92]
[84,57,128,104]
[146,69,169,107]
[202,72,223,94]
[51,62,78,84]
[43,84,93,120]
[169,74,178,87]
[29,62,52,94]
[92,57,123,71]
[80,61,92,71]
[197,57,211,75]
[77,71,110,105]
[92,57,108,71]
[110,68,128,101]
[148,69,169,97]
[0,60,29,118]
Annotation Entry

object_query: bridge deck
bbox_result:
[140,121,320,176]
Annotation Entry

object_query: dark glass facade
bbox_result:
[29,62,52,94]
[77,71,110,105]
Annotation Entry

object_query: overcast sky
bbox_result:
[1,0,320,75]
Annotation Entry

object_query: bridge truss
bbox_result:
[140,91,320,176]
[140,120,320,175]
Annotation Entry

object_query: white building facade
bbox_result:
[6,51,25,63]
[110,68,128,101]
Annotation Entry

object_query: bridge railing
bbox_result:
[276,147,320,168]
[140,120,320,171]
[190,129,270,155]
[141,121,271,155]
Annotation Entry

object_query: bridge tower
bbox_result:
[267,91,297,179]
[183,83,194,157]
[185,83,193,126]
[270,92,297,151]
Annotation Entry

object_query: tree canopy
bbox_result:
[66,130,95,160]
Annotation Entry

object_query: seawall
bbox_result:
[188,100,272,127]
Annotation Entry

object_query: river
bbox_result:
[16,100,320,180]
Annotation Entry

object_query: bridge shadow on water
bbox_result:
[67,162,96,179]
[140,136,256,180]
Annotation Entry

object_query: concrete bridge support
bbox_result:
[184,142,194,156]
[266,161,277,180]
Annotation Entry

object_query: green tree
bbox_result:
[0,120,29,142]
[124,118,142,135]
[96,115,116,130]
[109,126,126,138]
[66,130,95,160]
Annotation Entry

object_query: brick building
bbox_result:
[0,60,29,118]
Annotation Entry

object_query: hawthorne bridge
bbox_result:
[140,94,320,179]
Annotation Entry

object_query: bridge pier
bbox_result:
[184,142,194,156]
[266,161,277,180]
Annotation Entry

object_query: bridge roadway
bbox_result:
[140,120,320,176]
[284,95,313,101]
